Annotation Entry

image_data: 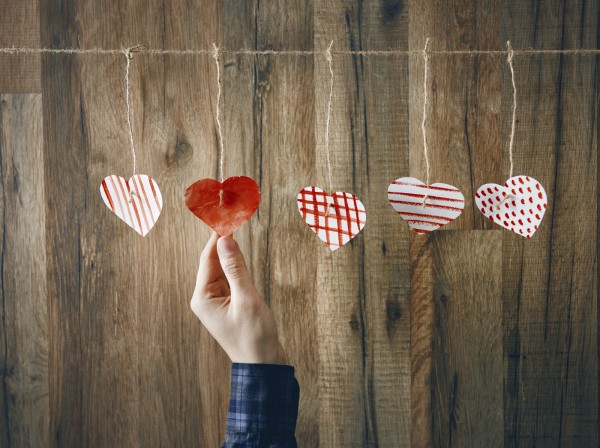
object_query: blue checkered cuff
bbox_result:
[223,363,299,448]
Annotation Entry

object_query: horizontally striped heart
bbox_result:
[297,186,366,251]
[475,175,547,239]
[100,174,163,237]
[387,177,464,234]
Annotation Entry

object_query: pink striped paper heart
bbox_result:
[475,175,547,239]
[387,177,464,234]
[297,186,366,251]
[100,174,163,237]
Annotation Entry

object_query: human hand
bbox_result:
[190,232,287,365]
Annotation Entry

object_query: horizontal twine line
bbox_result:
[0,46,599,57]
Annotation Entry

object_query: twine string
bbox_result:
[324,40,334,200]
[421,38,431,207]
[1,46,599,56]
[122,46,139,185]
[212,43,225,182]
[507,40,516,180]
[497,41,517,210]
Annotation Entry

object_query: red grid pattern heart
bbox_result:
[475,175,547,238]
[297,186,366,251]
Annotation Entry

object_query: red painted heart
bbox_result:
[475,175,547,238]
[297,186,366,251]
[185,176,260,236]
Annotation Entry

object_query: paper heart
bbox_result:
[100,174,163,237]
[184,176,260,236]
[475,175,547,238]
[297,186,366,251]
[387,177,464,234]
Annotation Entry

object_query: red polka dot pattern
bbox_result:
[475,175,547,238]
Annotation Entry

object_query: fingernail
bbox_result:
[217,236,237,255]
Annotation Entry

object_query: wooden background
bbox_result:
[0,0,597,446]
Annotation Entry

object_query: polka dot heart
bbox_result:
[475,175,547,239]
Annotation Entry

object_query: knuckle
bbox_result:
[221,256,245,280]
[239,295,264,315]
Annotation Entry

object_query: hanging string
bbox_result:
[122,46,139,180]
[421,38,431,207]
[212,43,225,182]
[1,46,599,57]
[507,40,516,179]
[496,41,518,211]
[324,40,334,195]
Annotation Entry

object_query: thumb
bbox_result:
[217,236,255,294]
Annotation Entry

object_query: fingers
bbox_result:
[217,236,256,297]
[193,232,223,299]
[201,231,220,260]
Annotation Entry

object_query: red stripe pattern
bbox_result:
[475,175,547,239]
[100,174,163,236]
[387,177,464,234]
[297,186,366,251]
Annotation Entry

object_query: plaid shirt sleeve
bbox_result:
[222,363,300,448]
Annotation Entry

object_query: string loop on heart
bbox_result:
[421,38,431,207]
[324,40,334,195]
[122,46,142,185]
[507,40,516,180]
[213,43,225,182]
[495,41,517,211]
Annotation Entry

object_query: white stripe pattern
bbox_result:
[387,177,465,234]
[100,174,163,237]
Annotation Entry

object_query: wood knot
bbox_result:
[165,134,193,167]
[385,296,402,337]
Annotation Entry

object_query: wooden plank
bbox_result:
[314,1,411,446]
[115,3,228,446]
[409,2,503,446]
[408,0,502,232]
[39,1,141,445]
[430,231,504,447]
[0,94,48,447]
[409,233,435,448]
[57,1,226,446]
[502,1,599,446]
[0,0,41,93]
[221,1,320,446]
[413,233,504,448]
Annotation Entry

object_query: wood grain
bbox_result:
[0,0,597,446]
[315,1,411,446]
[411,231,504,448]
[39,0,228,446]
[409,0,503,232]
[432,231,504,447]
[502,1,599,446]
[0,0,41,93]
[221,1,320,446]
[0,94,48,447]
